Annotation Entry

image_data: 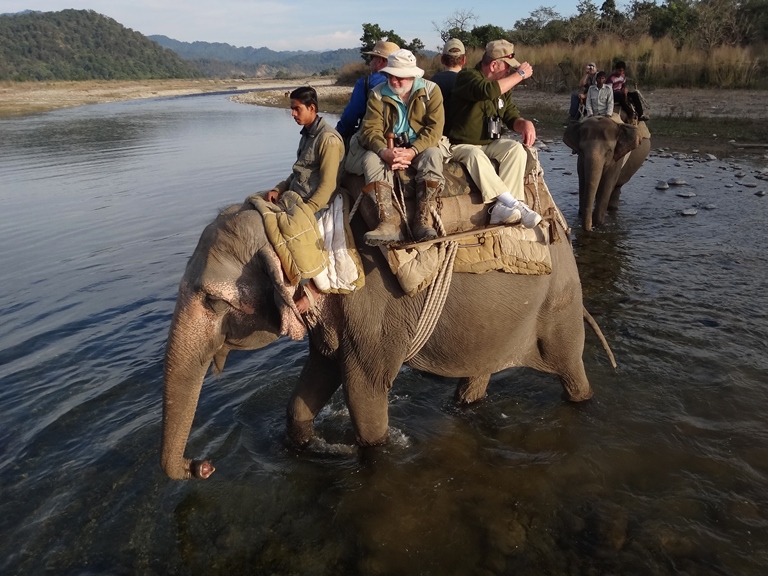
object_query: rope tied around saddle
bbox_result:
[404,206,457,361]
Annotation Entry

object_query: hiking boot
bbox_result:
[363,181,404,246]
[411,180,440,242]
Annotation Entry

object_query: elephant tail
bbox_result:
[583,307,617,369]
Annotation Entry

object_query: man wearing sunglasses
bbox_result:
[449,40,541,228]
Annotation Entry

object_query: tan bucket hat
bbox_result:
[363,40,400,59]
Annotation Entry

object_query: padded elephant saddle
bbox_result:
[342,146,569,296]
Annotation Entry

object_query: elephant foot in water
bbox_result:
[561,380,594,402]
[454,374,491,405]
[286,419,315,448]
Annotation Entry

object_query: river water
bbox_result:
[1,94,767,575]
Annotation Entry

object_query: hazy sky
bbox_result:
[6,1,585,51]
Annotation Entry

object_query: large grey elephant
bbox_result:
[161,196,598,480]
[563,116,651,231]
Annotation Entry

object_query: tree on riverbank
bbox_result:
[432,1,767,88]
[0,9,200,81]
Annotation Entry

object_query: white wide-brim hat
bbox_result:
[380,49,424,79]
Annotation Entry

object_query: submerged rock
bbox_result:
[756,190,766,197]
[677,191,696,198]
[655,181,670,190]
[703,204,717,210]
[681,208,698,216]
[668,177,687,186]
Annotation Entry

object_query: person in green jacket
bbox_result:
[449,40,542,228]
[357,49,445,246]
[266,86,344,312]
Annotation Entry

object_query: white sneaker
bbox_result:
[489,201,521,225]
[515,201,542,228]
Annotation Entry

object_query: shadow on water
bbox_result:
[1,96,768,574]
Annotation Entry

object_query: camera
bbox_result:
[486,115,501,139]
[394,132,412,148]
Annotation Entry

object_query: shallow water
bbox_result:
[1,95,767,575]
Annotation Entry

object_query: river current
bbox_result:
[1,94,767,575]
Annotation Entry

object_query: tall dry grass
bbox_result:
[336,37,765,91]
[522,35,765,90]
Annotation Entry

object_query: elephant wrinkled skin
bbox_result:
[563,116,651,231]
[161,199,594,480]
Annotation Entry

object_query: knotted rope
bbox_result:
[405,208,457,361]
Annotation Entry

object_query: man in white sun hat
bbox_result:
[449,39,542,228]
[357,49,445,246]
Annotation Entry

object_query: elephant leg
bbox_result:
[454,374,491,405]
[576,154,587,219]
[537,320,593,402]
[558,364,593,402]
[608,185,623,211]
[592,162,623,227]
[343,366,392,446]
[286,344,342,446]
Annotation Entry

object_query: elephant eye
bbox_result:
[205,295,231,314]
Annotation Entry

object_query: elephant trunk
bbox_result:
[161,289,221,480]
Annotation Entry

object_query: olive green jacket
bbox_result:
[359,79,444,156]
[449,65,521,146]
[274,117,344,214]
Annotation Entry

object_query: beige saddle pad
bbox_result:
[342,147,568,296]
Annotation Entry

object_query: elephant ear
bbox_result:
[259,248,307,341]
[613,124,642,162]
[563,122,580,153]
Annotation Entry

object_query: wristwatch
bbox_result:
[518,69,526,78]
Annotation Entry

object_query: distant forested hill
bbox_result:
[149,35,360,76]
[0,9,201,81]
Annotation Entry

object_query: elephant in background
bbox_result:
[160,198,597,480]
[563,116,651,231]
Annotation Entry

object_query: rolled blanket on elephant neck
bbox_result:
[248,191,327,285]
[247,191,365,293]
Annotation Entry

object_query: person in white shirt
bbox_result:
[585,71,614,117]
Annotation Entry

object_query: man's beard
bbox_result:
[389,78,414,98]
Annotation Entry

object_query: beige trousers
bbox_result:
[451,139,527,203]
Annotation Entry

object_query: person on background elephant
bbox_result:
[608,61,649,123]
[563,115,651,230]
[585,71,613,118]
[568,61,597,120]
[264,86,344,313]
[160,197,597,480]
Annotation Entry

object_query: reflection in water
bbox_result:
[1,96,768,574]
